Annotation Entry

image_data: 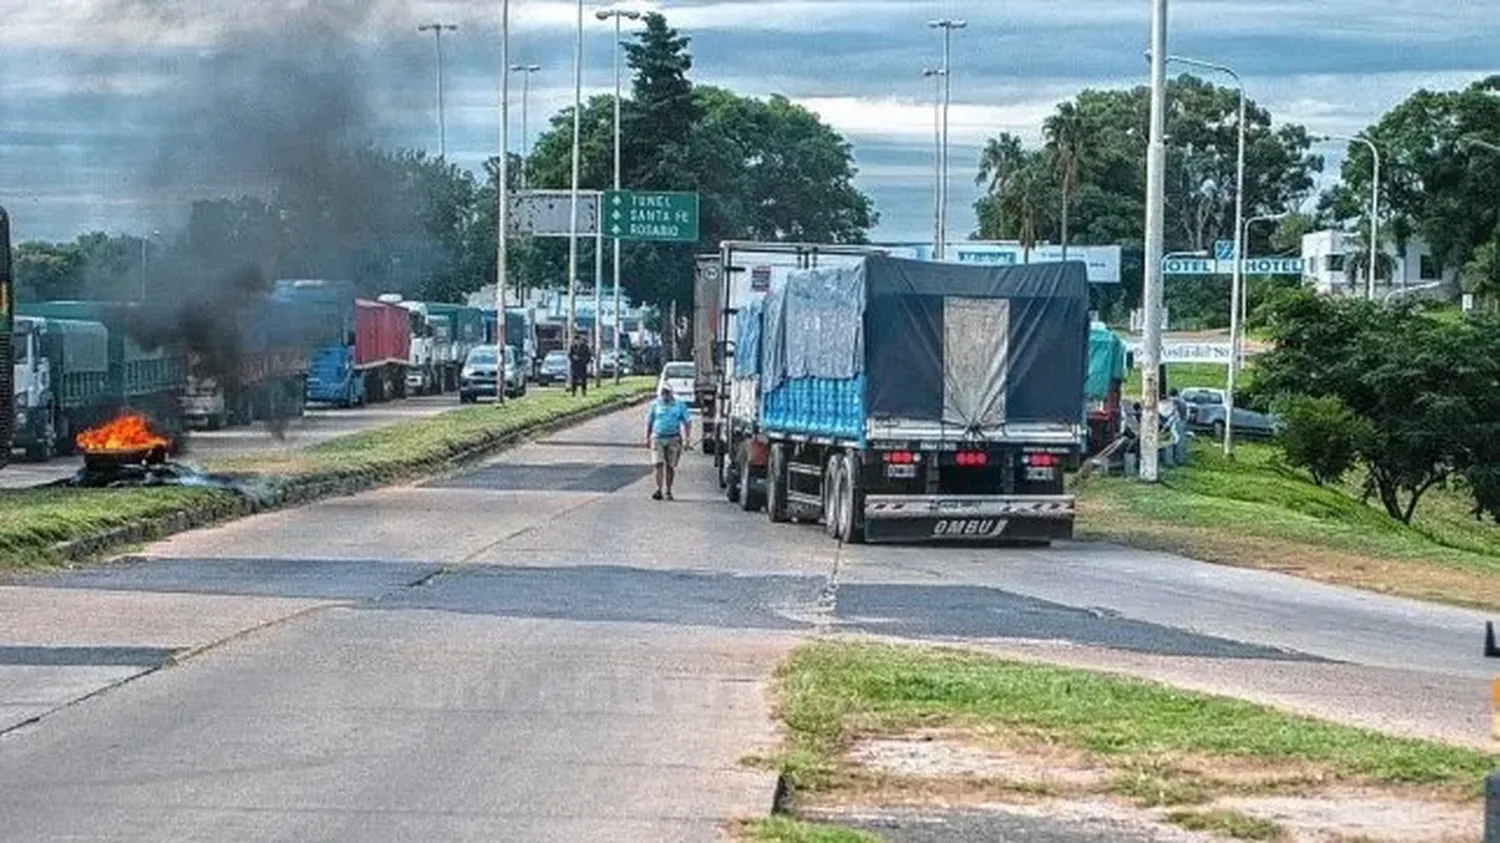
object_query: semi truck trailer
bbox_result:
[720,254,1089,545]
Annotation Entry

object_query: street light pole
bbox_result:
[1140,0,1169,482]
[599,7,641,386]
[566,0,585,355]
[418,23,459,159]
[496,3,511,405]
[1221,212,1289,452]
[1163,53,1245,456]
[509,64,541,190]
[928,19,965,261]
[138,229,159,302]
[1320,133,1381,300]
[922,67,946,258]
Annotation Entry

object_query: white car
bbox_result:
[658,361,695,405]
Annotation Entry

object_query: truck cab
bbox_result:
[388,298,438,395]
[12,316,51,459]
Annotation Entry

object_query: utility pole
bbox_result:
[928,19,965,261]
[496,4,510,405]
[566,0,585,354]
[922,67,946,259]
[598,7,640,386]
[1140,0,1169,482]
[418,23,458,159]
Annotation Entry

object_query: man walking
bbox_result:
[568,336,592,397]
[645,384,692,501]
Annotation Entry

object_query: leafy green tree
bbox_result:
[1254,289,1500,523]
[1274,394,1372,486]
[14,241,86,301]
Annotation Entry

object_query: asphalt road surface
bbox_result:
[0,392,531,489]
[0,406,1494,841]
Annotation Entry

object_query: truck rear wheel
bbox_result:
[766,444,790,523]
[835,452,866,545]
[823,456,844,539]
[738,446,765,512]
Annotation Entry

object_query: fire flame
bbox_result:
[75,413,170,454]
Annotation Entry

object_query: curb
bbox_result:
[44,390,655,566]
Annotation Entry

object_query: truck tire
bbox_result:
[766,443,790,524]
[738,447,765,512]
[823,456,844,539]
[23,411,57,462]
[835,452,866,545]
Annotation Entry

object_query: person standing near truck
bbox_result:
[568,336,592,397]
[645,384,692,501]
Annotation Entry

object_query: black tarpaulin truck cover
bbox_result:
[762,255,1089,430]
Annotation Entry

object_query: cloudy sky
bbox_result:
[0,0,1493,245]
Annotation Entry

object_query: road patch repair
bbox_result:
[754,640,1493,842]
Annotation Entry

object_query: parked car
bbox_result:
[459,345,525,403]
[537,350,570,386]
[601,349,634,377]
[658,361,695,405]
[1181,387,1279,439]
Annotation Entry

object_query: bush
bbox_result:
[1275,394,1372,486]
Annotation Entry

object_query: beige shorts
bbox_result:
[652,436,683,468]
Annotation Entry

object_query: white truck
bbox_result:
[381,296,439,395]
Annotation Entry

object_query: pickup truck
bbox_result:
[1180,387,1279,439]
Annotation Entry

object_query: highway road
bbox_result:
[0,406,1494,841]
[0,392,524,489]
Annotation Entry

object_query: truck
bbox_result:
[720,254,1090,545]
[0,207,14,467]
[427,303,486,393]
[180,297,310,429]
[16,300,190,448]
[12,315,110,459]
[274,280,410,407]
[534,321,566,376]
[381,296,438,396]
[697,242,886,457]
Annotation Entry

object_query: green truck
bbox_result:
[15,301,188,457]
[425,303,486,393]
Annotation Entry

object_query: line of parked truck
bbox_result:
[6,273,542,463]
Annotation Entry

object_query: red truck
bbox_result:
[355,298,412,403]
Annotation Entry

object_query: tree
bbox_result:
[1461,237,1500,308]
[14,241,86,301]
[1043,102,1091,257]
[1253,289,1500,523]
[1274,394,1372,486]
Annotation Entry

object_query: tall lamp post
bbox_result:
[598,8,641,386]
[1159,53,1246,455]
[566,0,586,357]
[418,23,459,159]
[928,19,965,261]
[1140,0,1169,482]
[1219,212,1288,452]
[1319,133,1381,300]
[496,4,511,405]
[509,64,541,190]
[922,67,946,258]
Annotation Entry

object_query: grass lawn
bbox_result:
[0,379,655,568]
[1122,362,1237,397]
[773,641,1495,800]
[735,818,880,843]
[1077,439,1500,610]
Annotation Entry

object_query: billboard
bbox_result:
[885,241,1123,284]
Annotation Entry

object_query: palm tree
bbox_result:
[975,133,1025,195]
[998,152,1056,262]
[1043,103,1091,260]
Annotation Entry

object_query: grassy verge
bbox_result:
[771,641,1493,829]
[0,379,655,569]
[1122,362,1236,397]
[1077,439,1500,610]
[734,818,880,843]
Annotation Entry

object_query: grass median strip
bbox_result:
[770,641,1491,839]
[735,818,881,843]
[1077,440,1500,610]
[0,379,655,568]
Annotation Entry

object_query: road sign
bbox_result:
[1214,240,1236,261]
[1240,257,1304,275]
[604,190,700,242]
[507,190,600,237]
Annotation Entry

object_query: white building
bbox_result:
[1300,230,1455,298]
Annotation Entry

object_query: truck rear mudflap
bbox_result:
[862,495,1075,543]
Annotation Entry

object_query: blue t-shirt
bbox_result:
[647,399,691,439]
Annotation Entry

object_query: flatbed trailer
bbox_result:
[719,254,1089,545]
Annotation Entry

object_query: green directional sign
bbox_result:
[604,190,700,243]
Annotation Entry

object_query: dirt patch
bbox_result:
[849,731,1110,790]
[817,730,1480,842]
[1216,792,1477,842]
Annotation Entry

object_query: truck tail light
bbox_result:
[883,451,915,465]
[1025,453,1060,468]
[955,451,988,467]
